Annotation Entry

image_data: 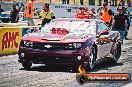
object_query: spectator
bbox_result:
[97,7,103,20]
[118,0,125,6]
[91,8,96,18]
[98,0,102,6]
[62,0,69,4]
[112,6,128,45]
[99,2,114,28]
[123,6,130,40]
[25,0,35,26]
[80,0,84,5]
[39,3,55,27]
[0,5,4,14]
[10,4,19,23]
[62,0,66,4]
[111,0,117,6]
[19,0,25,12]
[13,0,19,9]
[67,0,69,4]
[104,0,108,4]
[75,7,86,19]
[91,8,96,14]
[75,7,95,19]
[20,0,25,9]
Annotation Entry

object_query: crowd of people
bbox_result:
[0,0,131,45]
[75,2,131,46]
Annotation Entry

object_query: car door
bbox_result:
[96,22,113,58]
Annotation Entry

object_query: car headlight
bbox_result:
[67,43,82,49]
[73,43,82,48]
[67,44,73,49]
[23,41,33,47]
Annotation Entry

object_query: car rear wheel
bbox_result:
[87,46,96,70]
[112,42,121,63]
[22,62,32,69]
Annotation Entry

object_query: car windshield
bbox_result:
[41,20,96,35]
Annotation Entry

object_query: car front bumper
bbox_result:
[18,47,90,66]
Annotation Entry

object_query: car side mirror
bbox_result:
[96,30,109,38]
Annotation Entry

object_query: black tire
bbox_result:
[117,42,121,57]
[112,42,121,64]
[76,73,87,84]
[22,62,32,69]
[86,46,97,70]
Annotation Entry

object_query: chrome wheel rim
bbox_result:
[89,49,95,69]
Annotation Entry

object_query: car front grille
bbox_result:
[31,42,75,50]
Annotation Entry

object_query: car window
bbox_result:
[1,14,9,17]
[85,24,96,35]
[41,20,96,35]
[98,22,108,33]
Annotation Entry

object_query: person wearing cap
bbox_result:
[112,6,128,45]
[75,7,88,19]
[84,7,95,19]
[123,6,130,40]
[75,7,85,19]
[39,3,55,27]
[75,7,94,19]
[10,4,19,23]
[99,2,114,27]
[25,0,35,26]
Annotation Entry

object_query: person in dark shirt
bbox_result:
[0,5,4,14]
[112,6,128,45]
[123,6,130,40]
[10,4,19,23]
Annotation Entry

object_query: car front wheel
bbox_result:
[87,46,97,70]
[22,62,32,69]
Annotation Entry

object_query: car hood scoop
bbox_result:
[41,33,66,41]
